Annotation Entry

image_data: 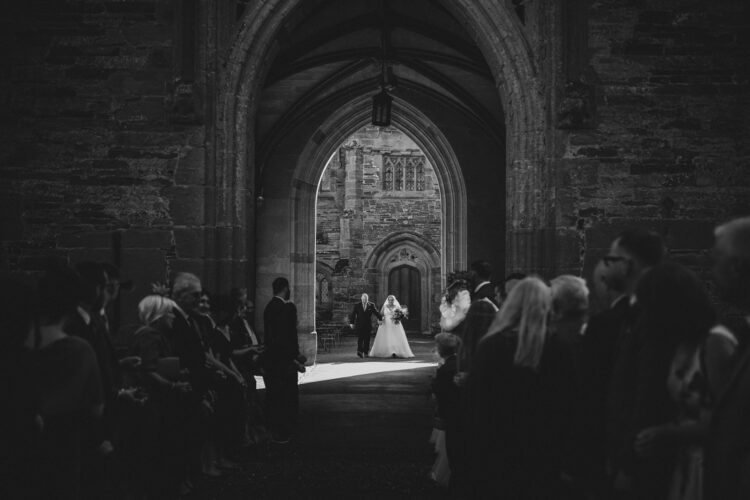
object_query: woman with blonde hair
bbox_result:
[137,294,177,328]
[482,276,551,369]
[132,294,184,388]
[129,295,192,497]
[467,277,562,499]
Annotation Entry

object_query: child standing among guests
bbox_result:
[429,333,461,488]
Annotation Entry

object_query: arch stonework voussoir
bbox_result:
[274,96,466,335]
[365,231,441,334]
[220,0,556,331]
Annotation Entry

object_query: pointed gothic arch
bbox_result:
[216,0,553,332]
[265,97,465,334]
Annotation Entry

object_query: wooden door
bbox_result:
[388,265,421,332]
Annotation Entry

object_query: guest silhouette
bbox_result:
[263,277,304,443]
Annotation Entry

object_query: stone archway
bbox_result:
[364,231,441,334]
[273,97,465,335]
[217,0,552,332]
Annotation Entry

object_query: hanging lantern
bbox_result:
[371,88,392,127]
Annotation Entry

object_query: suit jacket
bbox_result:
[66,307,121,440]
[171,309,210,394]
[706,320,750,500]
[457,298,497,373]
[609,302,683,498]
[349,301,382,335]
[229,315,262,349]
[67,308,121,398]
[263,297,300,372]
[472,282,496,304]
[579,296,631,466]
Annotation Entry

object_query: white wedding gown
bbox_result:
[369,307,414,358]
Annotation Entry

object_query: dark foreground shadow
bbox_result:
[201,361,451,499]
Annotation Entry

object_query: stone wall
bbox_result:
[554,1,750,294]
[0,1,212,327]
[1,0,749,330]
[315,126,441,334]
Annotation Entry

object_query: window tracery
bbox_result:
[382,155,426,192]
[383,162,393,190]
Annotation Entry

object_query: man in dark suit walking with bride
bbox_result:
[349,293,382,358]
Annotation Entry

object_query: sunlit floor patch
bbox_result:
[255,359,437,389]
[254,335,439,389]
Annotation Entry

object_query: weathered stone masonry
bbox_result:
[1,1,749,328]
[556,2,750,289]
[315,126,441,334]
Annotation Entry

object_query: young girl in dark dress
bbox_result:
[430,333,461,488]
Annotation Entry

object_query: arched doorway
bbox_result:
[388,264,421,332]
[365,232,440,335]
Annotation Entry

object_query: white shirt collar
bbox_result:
[243,318,259,344]
[76,306,91,326]
[474,281,491,293]
[478,297,499,312]
[611,294,628,309]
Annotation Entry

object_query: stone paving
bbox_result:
[199,334,451,499]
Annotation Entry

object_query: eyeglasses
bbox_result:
[601,255,628,266]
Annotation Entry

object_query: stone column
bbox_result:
[340,146,364,258]
[505,150,556,278]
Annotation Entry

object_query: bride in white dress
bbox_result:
[369,295,415,358]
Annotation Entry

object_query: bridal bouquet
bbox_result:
[392,306,409,324]
[439,271,472,332]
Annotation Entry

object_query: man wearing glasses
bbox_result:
[578,228,665,497]
[706,216,750,500]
